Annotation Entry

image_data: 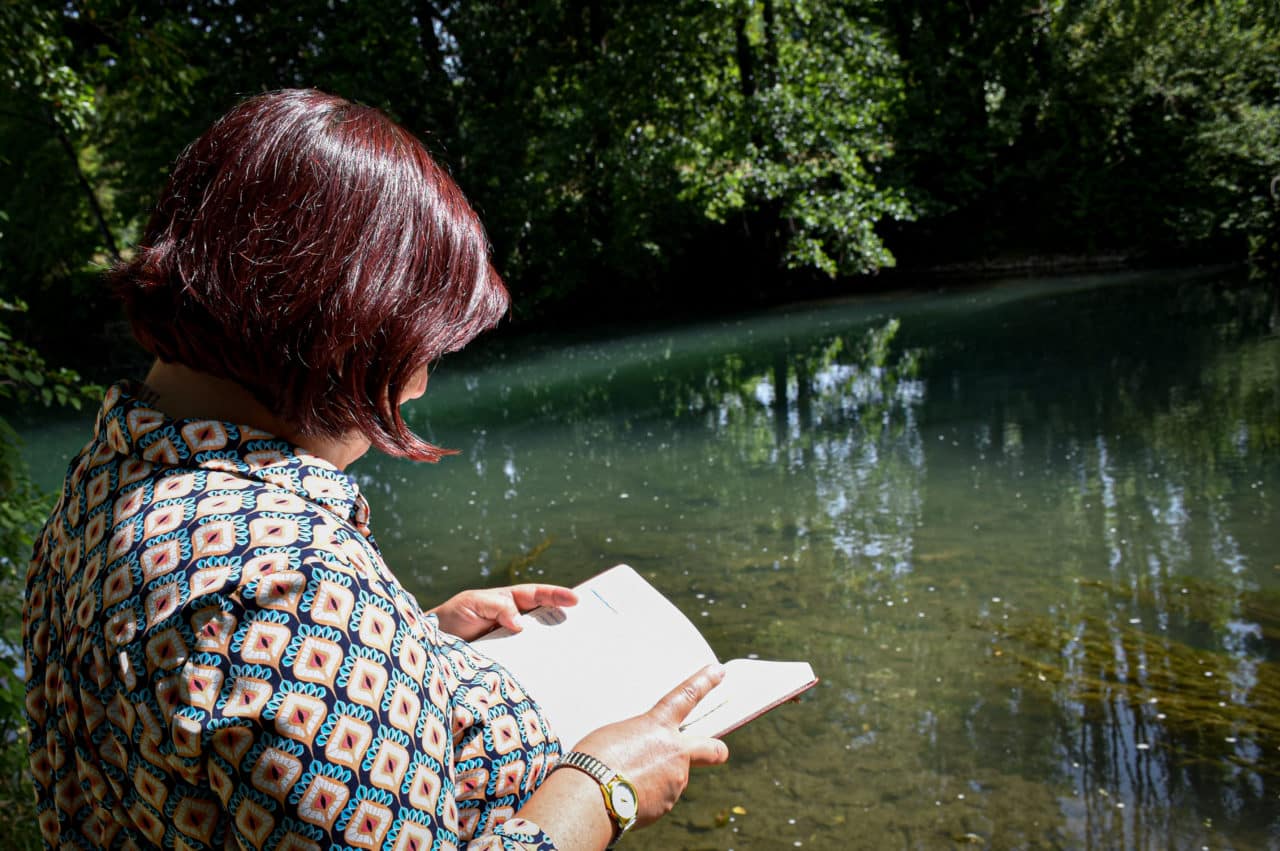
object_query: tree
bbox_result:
[2,1,1276,374]
[882,0,1280,264]
[0,3,116,349]
[445,0,908,313]
[4,1,911,338]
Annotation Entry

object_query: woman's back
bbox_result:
[24,382,561,849]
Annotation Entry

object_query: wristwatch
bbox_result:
[554,750,639,847]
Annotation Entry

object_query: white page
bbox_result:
[678,658,817,739]
[474,565,719,748]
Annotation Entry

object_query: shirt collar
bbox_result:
[96,380,373,536]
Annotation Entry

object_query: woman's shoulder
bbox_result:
[110,459,379,586]
[113,459,432,625]
[86,463,438,675]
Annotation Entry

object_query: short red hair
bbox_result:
[113,89,509,462]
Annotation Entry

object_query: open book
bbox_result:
[472,564,817,749]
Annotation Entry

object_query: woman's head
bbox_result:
[113,89,508,462]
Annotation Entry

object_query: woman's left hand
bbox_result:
[428,584,579,640]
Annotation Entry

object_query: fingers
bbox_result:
[451,589,522,632]
[496,585,576,631]
[649,663,726,726]
[685,735,730,767]
[509,583,579,612]
[494,602,524,632]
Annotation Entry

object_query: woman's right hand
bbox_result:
[572,663,731,827]
[515,664,731,849]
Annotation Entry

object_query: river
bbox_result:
[22,268,1280,849]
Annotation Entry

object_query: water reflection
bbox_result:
[352,271,1280,848]
[19,271,1279,848]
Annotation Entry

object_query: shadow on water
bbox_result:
[18,269,1280,848]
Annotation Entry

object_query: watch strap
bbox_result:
[553,751,637,847]
[559,750,617,785]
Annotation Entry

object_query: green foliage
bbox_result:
[5,1,1277,341]
[0,4,99,273]
[2,2,910,329]
[0,4,96,133]
[0,302,96,410]
[884,0,1280,261]
[642,0,910,278]
[0,410,44,850]
[0,299,98,568]
[1051,0,1280,248]
[0,298,99,849]
[440,0,907,310]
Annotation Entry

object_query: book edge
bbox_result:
[706,676,820,739]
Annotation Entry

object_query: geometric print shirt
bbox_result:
[23,381,562,850]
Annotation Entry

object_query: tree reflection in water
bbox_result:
[352,270,1279,849]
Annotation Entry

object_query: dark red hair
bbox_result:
[112,89,509,462]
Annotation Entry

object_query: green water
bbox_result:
[23,269,1280,849]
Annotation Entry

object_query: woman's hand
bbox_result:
[517,664,731,849]
[573,663,731,828]
[428,584,578,641]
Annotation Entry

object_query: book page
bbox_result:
[678,658,818,739]
[474,565,719,748]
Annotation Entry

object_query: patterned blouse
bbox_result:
[24,382,562,850]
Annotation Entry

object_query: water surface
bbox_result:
[24,269,1280,849]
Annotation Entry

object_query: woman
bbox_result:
[23,89,727,851]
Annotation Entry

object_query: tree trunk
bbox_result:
[412,1,460,144]
[733,12,757,99]
[761,0,778,89]
[46,106,119,263]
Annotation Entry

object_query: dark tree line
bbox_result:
[883,0,1280,266]
[1,0,1277,371]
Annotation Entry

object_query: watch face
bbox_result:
[611,781,639,821]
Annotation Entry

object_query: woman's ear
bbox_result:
[399,365,430,404]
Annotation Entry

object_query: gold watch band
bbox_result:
[559,750,616,784]
[553,751,638,847]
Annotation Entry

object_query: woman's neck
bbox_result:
[141,360,371,470]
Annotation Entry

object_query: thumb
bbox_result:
[649,664,726,726]
[686,735,730,766]
[494,600,524,632]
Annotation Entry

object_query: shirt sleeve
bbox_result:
[150,545,560,851]
[472,818,560,850]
